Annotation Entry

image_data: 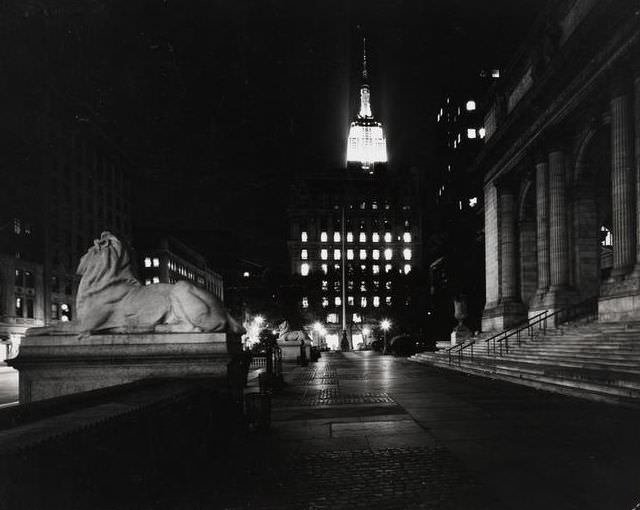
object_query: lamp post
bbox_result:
[381,319,391,355]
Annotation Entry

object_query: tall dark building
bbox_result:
[0,109,132,357]
[287,40,424,350]
[427,71,500,339]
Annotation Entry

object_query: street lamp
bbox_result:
[380,319,391,355]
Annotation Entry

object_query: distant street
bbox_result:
[0,368,18,407]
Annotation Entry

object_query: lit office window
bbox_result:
[152,276,160,284]
[491,69,500,78]
[327,313,338,323]
[322,297,329,308]
[359,232,366,242]
[384,248,393,260]
[466,100,476,111]
[322,280,328,291]
[348,296,354,306]
[347,232,354,242]
[321,249,328,260]
[373,296,380,307]
[385,264,392,273]
[145,278,152,285]
[301,263,310,276]
[301,249,308,260]
[353,313,362,323]
[479,128,486,138]
[153,258,160,267]
[334,249,341,260]
[302,297,309,309]
[333,232,341,242]
[384,232,392,243]
[386,296,392,305]
[404,264,412,274]
[402,248,412,260]
[347,249,354,260]
[359,249,367,260]
[372,265,380,274]
[385,281,392,290]
[372,232,380,242]
[373,249,380,260]
[360,296,367,308]
[360,264,366,271]
[403,232,412,242]
[467,128,477,139]
[335,296,342,306]
[321,264,328,274]
[144,257,152,268]
[321,232,328,242]
[301,231,308,242]
[469,197,478,208]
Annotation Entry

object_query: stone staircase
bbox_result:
[410,321,640,406]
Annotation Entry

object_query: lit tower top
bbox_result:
[347,37,388,171]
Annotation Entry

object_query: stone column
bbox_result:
[548,149,569,290]
[483,183,500,309]
[499,183,518,302]
[610,81,635,278]
[535,160,550,294]
[633,73,640,274]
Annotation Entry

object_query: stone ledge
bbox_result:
[8,332,241,403]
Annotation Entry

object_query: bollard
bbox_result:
[245,392,271,432]
[299,342,308,367]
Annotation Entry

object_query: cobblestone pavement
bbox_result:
[178,351,640,510]
[197,352,506,510]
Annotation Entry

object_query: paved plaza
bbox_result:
[186,351,640,510]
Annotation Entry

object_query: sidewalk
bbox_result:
[198,352,506,509]
[238,351,640,509]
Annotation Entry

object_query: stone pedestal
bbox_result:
[8,331,241,403]
[450,326,471,346]
[278,341,311,361]
[481,301,526,332]
[598,277,640,321]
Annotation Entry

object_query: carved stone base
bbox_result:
[450,325,471,346]
[8,331,241,403]
[598,276,640,322]
[277,342,311,361]
[481,301,526,333]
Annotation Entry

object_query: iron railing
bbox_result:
[447,297,598,365]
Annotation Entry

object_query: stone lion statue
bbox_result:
[28,232,245,338]
[277,321,311,345]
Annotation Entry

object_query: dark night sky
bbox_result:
[5,0,548,274]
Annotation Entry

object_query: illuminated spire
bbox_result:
[358,38,372,119]
[347,36,387,171]
[362,37,368,83]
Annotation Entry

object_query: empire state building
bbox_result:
[346,39,388,173]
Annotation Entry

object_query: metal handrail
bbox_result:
[492,296,598,357]
[447,297,598,365]
[448,311,547,365]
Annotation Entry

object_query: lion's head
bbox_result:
[77,232,138,293]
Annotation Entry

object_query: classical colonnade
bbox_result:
[482,69,640,331]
